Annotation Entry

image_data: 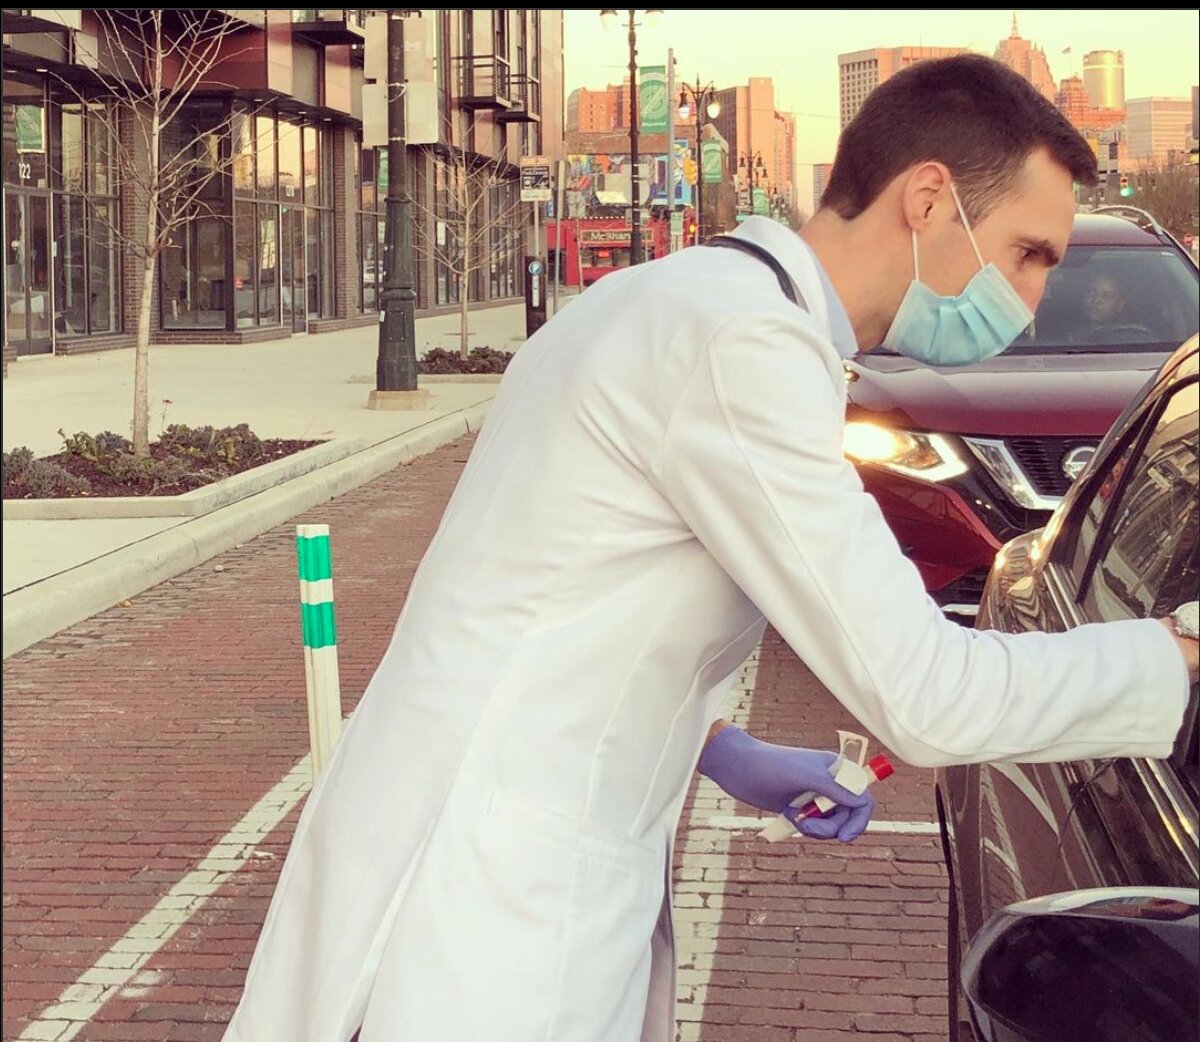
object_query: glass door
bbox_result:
[280,204,307,333]
[4,191,53,355]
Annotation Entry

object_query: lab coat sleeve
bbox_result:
[657,311,1189,767]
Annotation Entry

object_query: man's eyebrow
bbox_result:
[1021,237,1062,267]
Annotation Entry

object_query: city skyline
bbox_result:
[564,9,1199,213]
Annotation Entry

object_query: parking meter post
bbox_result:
[525,252,547,337]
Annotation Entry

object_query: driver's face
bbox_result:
[1085,276,1123,324]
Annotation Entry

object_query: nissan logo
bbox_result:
[1062,445,1097,482]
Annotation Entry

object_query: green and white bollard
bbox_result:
[296,524,344,784]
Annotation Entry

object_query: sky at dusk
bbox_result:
[563,9,1200,211]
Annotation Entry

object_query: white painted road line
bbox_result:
[17,754,316,1042]
[708,815,943,835]
[674,647,760,1042]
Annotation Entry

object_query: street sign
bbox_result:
[528,259,544,277]
[669,212,683,236]
[519,155,552,202]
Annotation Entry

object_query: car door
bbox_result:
[952,355,1200,945]
[1055,370,1199,888]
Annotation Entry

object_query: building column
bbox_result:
[331,123,359,320]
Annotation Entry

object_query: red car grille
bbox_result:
[1006,437,1099,498]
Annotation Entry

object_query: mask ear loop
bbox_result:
[949,182,986,270]
[911,230,920,282]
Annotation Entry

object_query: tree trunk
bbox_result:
[132,253,156,456]
[132,21,163,458]
[459,209,472,361]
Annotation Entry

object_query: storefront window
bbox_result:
[278,119,301,201]
[361,147,376,211]
[321,209,334,316]
[59,104,84,192]
[357,142,387,313]
[86,104,113,196]
[3,77,49,188]
[235,200,256,327]
[361,214,378,311]
[258,203,279,324]
[44,96,122,338]
[303,124,319,201]
[52,195,87,336]
[162,213,228,329]
[256,114,276,196]
[233,109,255,195]
[88,201,118,333]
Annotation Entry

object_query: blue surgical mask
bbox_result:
[882,183,1034,366]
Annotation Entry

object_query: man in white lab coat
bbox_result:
[223,54,1198,1042]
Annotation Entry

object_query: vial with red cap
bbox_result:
[758,731,895,842]
[791,753,894,822]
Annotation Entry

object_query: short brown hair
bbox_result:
[821,54,1098,224]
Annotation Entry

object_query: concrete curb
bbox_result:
[2,437,369,521]
[2,401,491,660]
[347,373,505,384]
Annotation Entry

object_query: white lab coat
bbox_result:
[222,217,1187,1042]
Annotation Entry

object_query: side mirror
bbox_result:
[962,887,1198,1042]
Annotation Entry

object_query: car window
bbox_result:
[1008,246,1199,355]
[1070,379,1199,792]
[1078,380,1199,620]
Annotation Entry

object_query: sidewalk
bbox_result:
[1,300,553,658]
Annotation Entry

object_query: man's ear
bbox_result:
[900,162,951,233]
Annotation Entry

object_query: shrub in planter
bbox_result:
[2,448,92,497]
[5,422,315,500]
[418,346,514,375]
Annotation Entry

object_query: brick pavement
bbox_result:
[3,438,951,1042]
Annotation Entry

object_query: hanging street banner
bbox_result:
[639,65,668,135]
[701,139,723,184]
[519,155,552,202]
[753,186,770,215]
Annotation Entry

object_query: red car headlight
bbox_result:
[843,422,970,483]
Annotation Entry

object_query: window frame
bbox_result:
[1069,376,1199,610]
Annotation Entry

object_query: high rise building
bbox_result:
[1056,76,1125,134]
[568,87,618,134]
[993,13,1056,102]
[837,46,967,128]
[1082,50,1125,111]
[1126,97,1193,162]
[772,111,797,214]
[710,77,797,215]
[812,163,833,214]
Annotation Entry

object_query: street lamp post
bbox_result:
[677,77,720,245]
[601,9,662,267]
[370,9,429,411]
[739,150,766,192]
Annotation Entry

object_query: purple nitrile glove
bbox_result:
[697,725,874,842]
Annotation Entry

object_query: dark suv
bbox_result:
[844,209,1199,619]
[937,334,1199,1040]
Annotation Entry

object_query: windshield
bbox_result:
[872,244,1199,357]
[1008,245,1199,354]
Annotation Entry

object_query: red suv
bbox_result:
[843,209,1199,619]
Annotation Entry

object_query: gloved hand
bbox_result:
[697,725,874,842]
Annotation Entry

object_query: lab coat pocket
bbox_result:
[487,791,666,1042]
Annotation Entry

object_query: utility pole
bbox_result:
[627,9,642,267]
[369,10,430,411]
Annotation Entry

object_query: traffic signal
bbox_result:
[686,217,697,238]
[1119,174,1133,198]
[683,157,698,186]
